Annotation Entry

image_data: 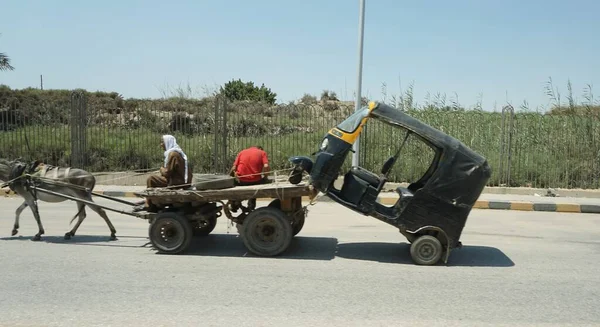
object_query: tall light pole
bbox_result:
[352,0,366,167]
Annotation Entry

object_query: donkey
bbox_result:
[0,158,117,241]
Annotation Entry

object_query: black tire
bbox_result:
[241,207,293,256]
[268,199,281,208]
[148,212,193,254]
[409,235,443,265]
[288,168,303,185]
[268,199,304,236]
[291,214,305,236]
[192,216,217,236]
[194,174,236,190]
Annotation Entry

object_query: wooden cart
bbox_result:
[134,182,318,256]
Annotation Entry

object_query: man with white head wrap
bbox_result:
[134,134,193,212]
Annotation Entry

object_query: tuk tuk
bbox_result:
[289,101,491,265]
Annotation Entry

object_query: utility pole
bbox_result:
[352,0,366,167]
[40,75,43,90]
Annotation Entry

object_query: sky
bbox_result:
[1,0,599,111]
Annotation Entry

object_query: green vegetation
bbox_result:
[0,33,14,71]
[219,79,277,105]
[0,52,13,71]
[1,77,600,189]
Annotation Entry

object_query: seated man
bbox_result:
[147,134,192,189]
[230,145,270,186]
[134,134,192,212]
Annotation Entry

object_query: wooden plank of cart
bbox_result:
[133,181,319,256]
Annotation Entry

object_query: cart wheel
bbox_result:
[268,199,281,208]
[291,214,305,236]
[241,207,293,256]
[192,216,218,236]
[409,235,443,265]
[149,212,193,254]
[268,199,304,236]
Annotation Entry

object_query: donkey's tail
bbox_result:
[69,204,86,225]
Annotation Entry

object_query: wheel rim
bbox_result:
[417,241,437,261]
[195,220,210,231]
[247,217,283,252]
[152,218,185,251]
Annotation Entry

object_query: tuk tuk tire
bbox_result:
[241,207,293,257]
[410,235,443,266]
[268,199,304,236]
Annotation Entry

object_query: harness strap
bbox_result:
[40,165,48,178]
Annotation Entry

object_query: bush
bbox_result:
[219,79,277,105]
[320,90,338,101]
[300,93,317,104]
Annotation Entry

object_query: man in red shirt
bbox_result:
[230,145,271,185]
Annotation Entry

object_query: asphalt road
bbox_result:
[0,197,599,327]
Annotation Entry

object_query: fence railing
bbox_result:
[1,91,599,189]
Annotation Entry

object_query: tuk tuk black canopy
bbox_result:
[369,103,491,206]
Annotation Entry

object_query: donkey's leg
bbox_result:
[12,201,28,236]
[24,195,45,241]
[65,202,86,240]
[84,195,117,240]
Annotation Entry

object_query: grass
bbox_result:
[2,108,600,189]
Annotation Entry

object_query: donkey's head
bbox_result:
[0,157,27,183]
[0,158,14,182]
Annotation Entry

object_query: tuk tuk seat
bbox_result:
[395,186,414,201]
[350,166,381,187]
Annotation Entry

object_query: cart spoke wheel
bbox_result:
[242,207,293,256]
[410,235,443,266]
[149,212,193,254]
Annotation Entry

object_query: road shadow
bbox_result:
[0,232,339,260]
[0,234,145,249]
[1,233,514,267]
[182,234,338,261]
[335,242,515,267]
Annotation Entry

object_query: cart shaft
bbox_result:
[32,186,141,218]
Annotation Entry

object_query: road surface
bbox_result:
[0,197,598,327]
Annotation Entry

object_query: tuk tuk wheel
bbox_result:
[410,235,443,265]
[241,207,293,256]
[148,212,193,255]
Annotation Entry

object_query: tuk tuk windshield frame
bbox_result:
[336,106,370,133]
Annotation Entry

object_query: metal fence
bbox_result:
[1,90,599,189]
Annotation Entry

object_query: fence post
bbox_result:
[213,96,219,173]
[221,97,228,174]
[70,91,87,168]
[213,95,229,174]
[499,105,514,186]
